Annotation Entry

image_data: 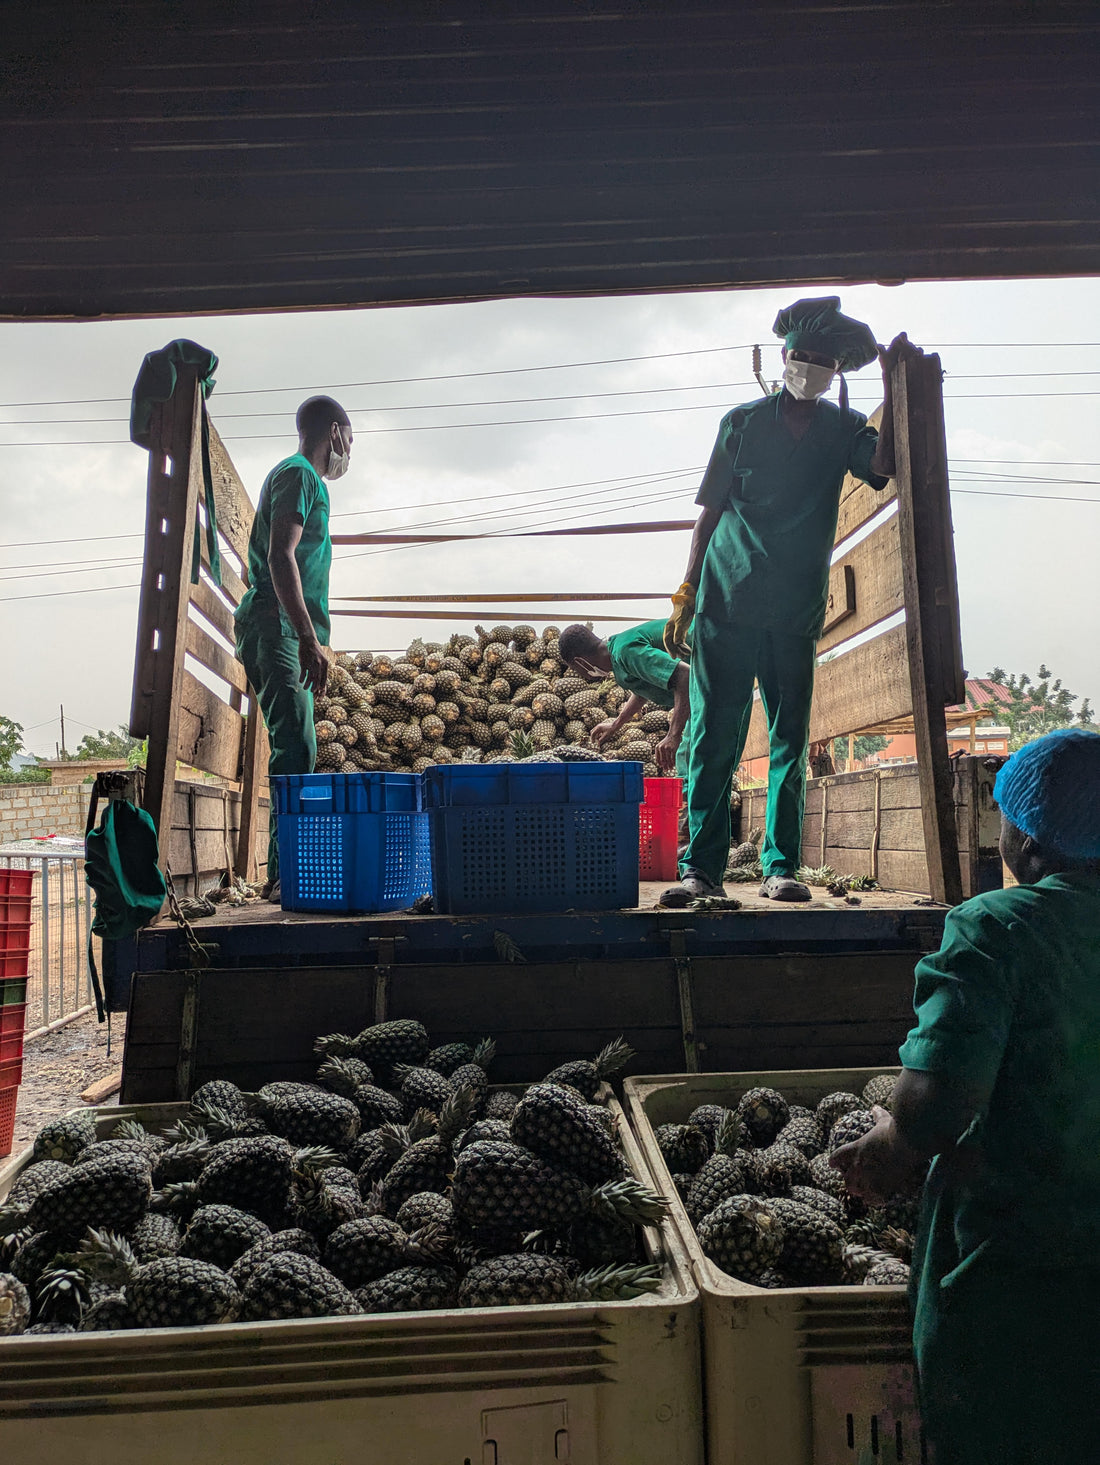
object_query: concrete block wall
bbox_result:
[0,783,90,845]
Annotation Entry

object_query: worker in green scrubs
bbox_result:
[557,620,691,775]
[235,396,353,899]
[832,728,1100,1465]
[662,298,914,904]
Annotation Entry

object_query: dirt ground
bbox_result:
[8,1010,124,1159]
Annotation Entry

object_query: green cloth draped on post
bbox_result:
[130,338,222,586]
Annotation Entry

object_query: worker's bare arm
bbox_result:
[656,663,691,772]
[830,1067,989,1203]
[268,514,329,694]
[590,692,648,748]
[683,505,723,587]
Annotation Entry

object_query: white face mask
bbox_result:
[783,357,836,401]
[325,431,350,480]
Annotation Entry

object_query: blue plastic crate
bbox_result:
[270,772,431,913]
[428,761,644,914]
[423,761,645,808]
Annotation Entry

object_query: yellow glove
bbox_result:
[663,581,696,658]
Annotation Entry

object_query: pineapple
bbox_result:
[862,1073,897,1110]
[484,1090,519,1122]
[377,1088,477,1216]
[790,1185,845,1226]
[6,1160,72,1207]
[686,1104,734,1153]
[737,1087,790,1146]
[179,1204,270,1269]
[356,1264,457,1313]
[816,1091,863,1139]
[370,680,410,707]
[353,1084,406,1128]
[0,1272,33,1335]
[563,689,602,719]
[654,1123,711,1175]
[543,1037,634,1100]
[448,1038,496,1114]
[728,827,762,867]
[511,624,537,649]
[775,1113,823,1158]
[510,1084,625,1186]
[0,1150,153,1239]
[436,700,460,724]
[194,1135,294,1221]
[767,1196,845,1283]
[554,676,588,698]
[129,1211,182,1261]
[697,1194,784,1282]
[421,714,445,743]
[423,1042,473,1077]
[79,1231,242,1327]
[240,1252,361,1321]
[828,1109,877,1154]
[250,1084,361,1150]
[228,1229,321,1290]
[323,1215,412,1287]
[411,693,436,718]
[500,661,532,689]
[315,720,339,745]
[393,1063,454,1116]
[317,1055,375,1096]
[685,1119,753,1222]
[395,1193,455,1234]
[392,661,418,684]
[640,710,670,733]
[31,1113,96,1165]
[863,1257,910,1286]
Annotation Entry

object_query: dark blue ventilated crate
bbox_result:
[270,772,431,913]
[424,762,644,914]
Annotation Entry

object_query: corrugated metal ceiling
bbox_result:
[2,1,1097,320]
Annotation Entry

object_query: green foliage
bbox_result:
[0,764,49,784]
[0,715,25,769]
[986,666,1094,750]
[832,734,888,764]
[62,724,145,763]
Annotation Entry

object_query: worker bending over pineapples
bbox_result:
[662,297,916,905]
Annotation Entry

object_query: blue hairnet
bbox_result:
[994,728,1100,860]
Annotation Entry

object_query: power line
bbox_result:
[0,559,143,584]
[0,580,141,604]
[2,341,1098,412]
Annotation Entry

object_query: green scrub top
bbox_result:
[606,618,686,707]
[899,871,1100,1265]
[235,454,332,645]
[695,394,887,638]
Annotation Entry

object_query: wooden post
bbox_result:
[130,370,204,863]
[236,706,269,881]
[893,353,965,905]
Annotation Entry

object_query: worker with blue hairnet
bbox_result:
[832,728,1100,1464]
[661,298,917,904]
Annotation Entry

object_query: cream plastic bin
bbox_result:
[0,1094,703,1465]
[624,1069,920,1465]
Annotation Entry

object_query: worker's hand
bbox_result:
[663,581,696,658]
[590,718,620,749]
[298,634,330,696]
[655,733,680,773]
[830,1106,926,1205]
[877,332,922,378]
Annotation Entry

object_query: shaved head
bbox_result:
[296,395,350,448]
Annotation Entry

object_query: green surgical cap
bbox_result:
[772,296,879,373]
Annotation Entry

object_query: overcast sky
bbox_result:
[1,276,1096,757]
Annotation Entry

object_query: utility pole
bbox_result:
[59,703,67,757]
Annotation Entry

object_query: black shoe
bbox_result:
[758,875,812,903]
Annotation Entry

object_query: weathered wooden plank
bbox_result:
[874,848,934,895]
[177,668,244,783]
[167,827,238,879]
[894,353,963,905]
[199,531,248,608]
[742,621,911,762]
[691,953,915,1023]
[237,692,269,883]
[834,405,896,544]
[206,422,257,566]
[185,615,249,696]
[188,574,239,648]
[134,373,205,867]
[818,511,904,655]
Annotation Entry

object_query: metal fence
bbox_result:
[0,839,94,1036]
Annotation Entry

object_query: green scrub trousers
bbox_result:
[682,620,814,883]
[236,625,316,883]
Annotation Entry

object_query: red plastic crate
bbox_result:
[639,777,683,881]
[0,923,31,953]
[0,977,28,1007]
[0,867,35,928]
[0,1055,23,1089]
[0,1085,17,1158]
[0,946,30,978]
[0,1003,24,1064]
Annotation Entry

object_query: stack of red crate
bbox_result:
[638,777,683,881]
[0,868,34,1156]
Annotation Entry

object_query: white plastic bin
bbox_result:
[624,1068,921,1465]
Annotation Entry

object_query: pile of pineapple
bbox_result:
[0,1025,668,1337]
[655,1075,917,1289]
[314,625,673,776]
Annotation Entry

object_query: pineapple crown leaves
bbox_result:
[402,1222,454,1266]
[75,1229,140,1288]
[0,1204,33,1239]
[312,1033,358,1059]
[714,1110,743,1158]
[492,930,527,964]
[360,1180,387,1216]
[161,1117,209,1145]
[291,1146,344,1180]
[509,729,536,760]
[437,1086,480,1145]
[406,1110,439,1143]
[317,1056,373,1097]
[34,1265,95,1323]
[571,1263,663,1303]
[154,1180,200,1216]
[470,1037,497,1070]
[589,1177,669,1229]
[111,1118,153,1144]
[188,1099,247,1141]
[593,1037,635,1079]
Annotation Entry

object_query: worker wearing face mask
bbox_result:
[662,299,916,905]
[235,396,353,900]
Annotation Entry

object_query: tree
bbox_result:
[64,725,145,762]
[987,665,1094,750]
[833,733,888,766]
[0,715,24,770]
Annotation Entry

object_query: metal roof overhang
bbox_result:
[2,1,1097,321]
